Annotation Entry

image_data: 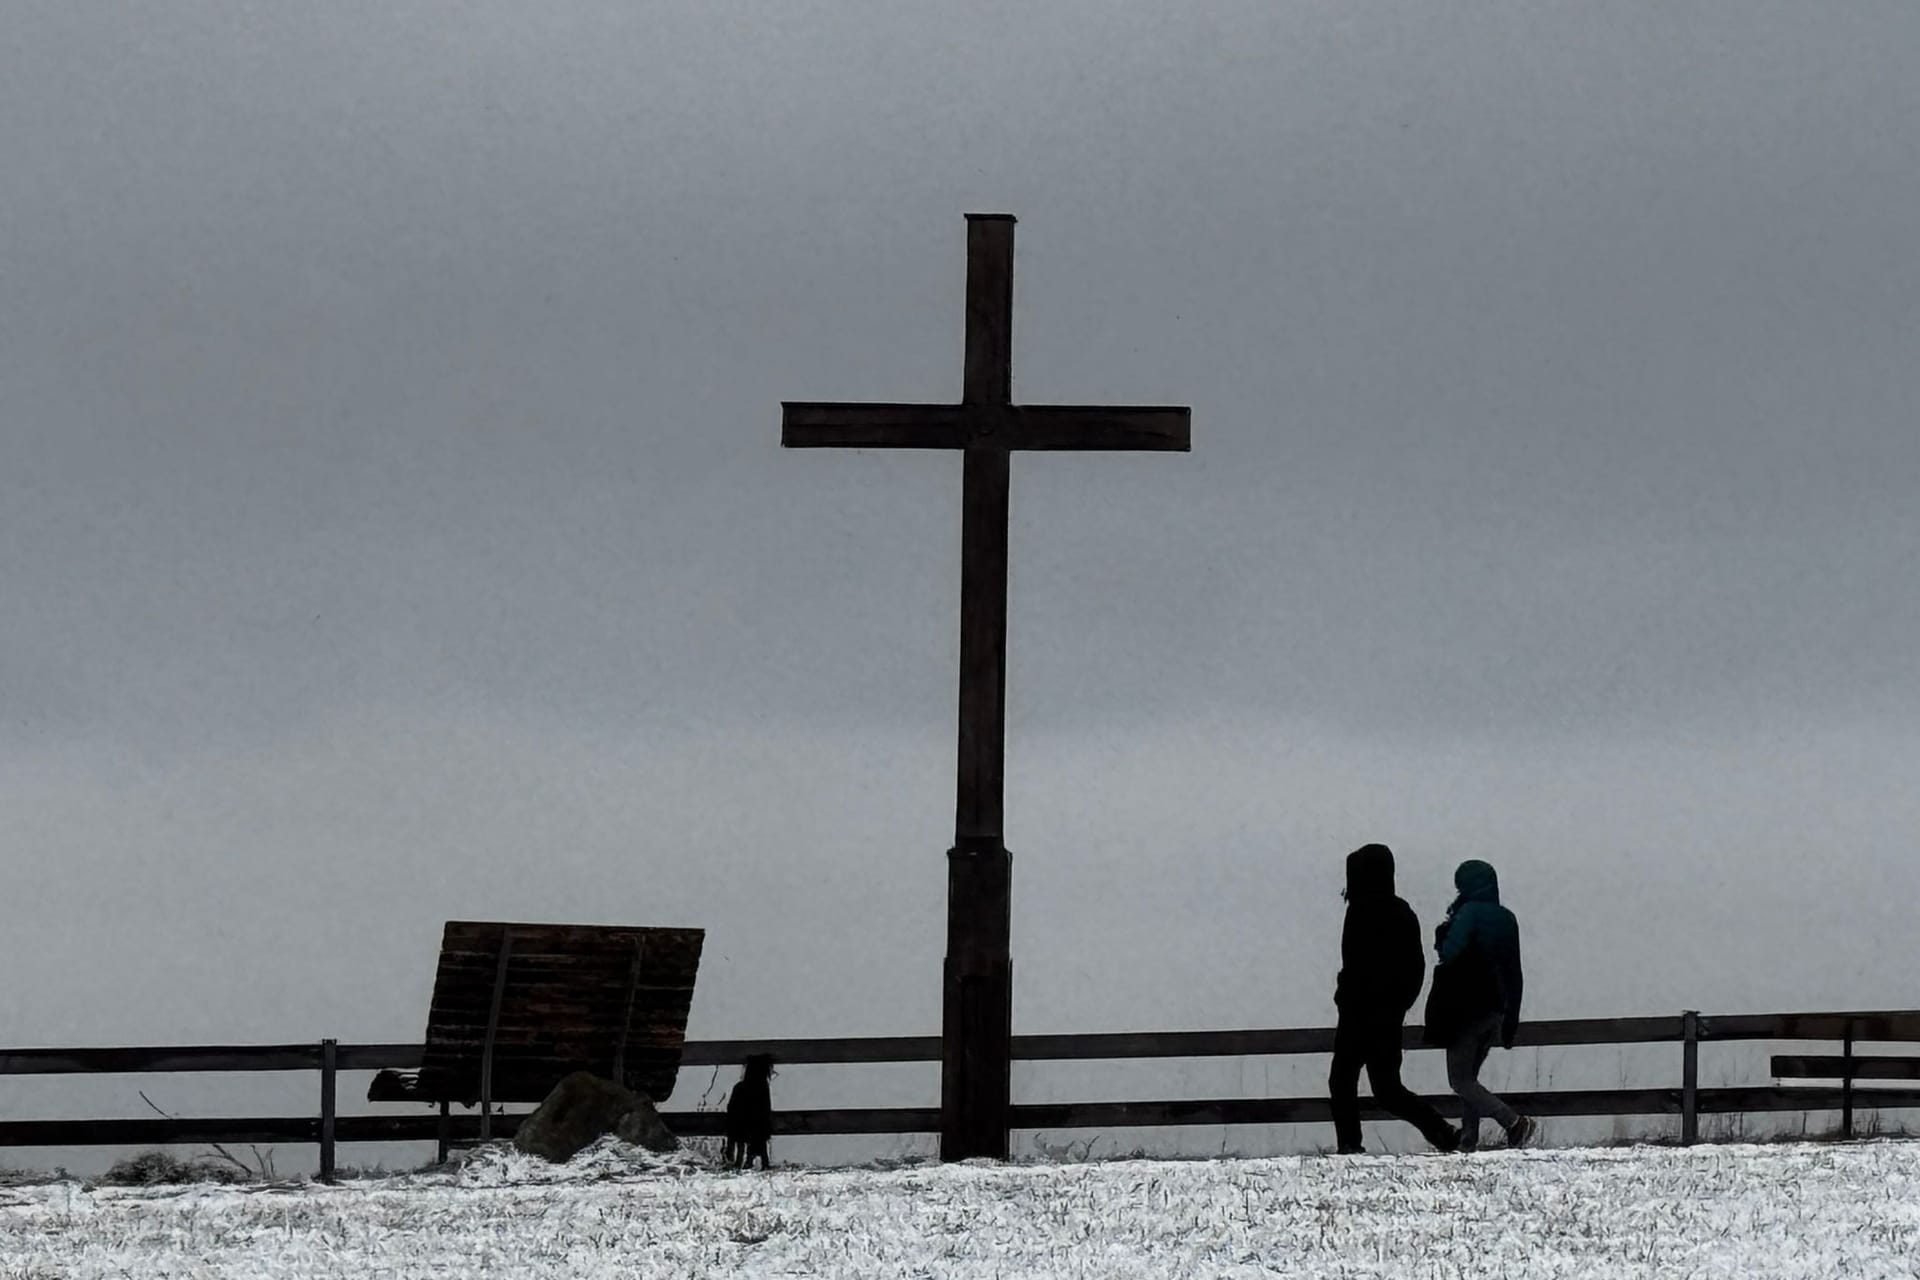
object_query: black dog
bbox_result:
[724,1054,775,1170]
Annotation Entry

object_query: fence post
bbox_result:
[319,1038,338,1183]
[1680,1011,1699,1146]
[438,1099,451,1165]
[1841,1023,1855,1141]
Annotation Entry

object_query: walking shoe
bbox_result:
[1506,1115,1538,1148]
[1432,1126,1462,1154]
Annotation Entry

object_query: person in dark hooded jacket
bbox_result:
[1427,859,1536,1151]
[1329,843,1460,1154]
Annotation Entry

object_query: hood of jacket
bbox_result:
[1453,858,1500,905]
[1345,844,1396,900]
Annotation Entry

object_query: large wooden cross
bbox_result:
[781,214,1190,1160]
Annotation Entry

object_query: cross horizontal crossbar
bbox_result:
[782,402,1191,452]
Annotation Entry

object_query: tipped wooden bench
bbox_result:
[369,921,705,1152]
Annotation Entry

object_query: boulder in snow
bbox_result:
[512,1072,679,1162]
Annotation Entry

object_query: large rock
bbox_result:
[512,1071,680,1162]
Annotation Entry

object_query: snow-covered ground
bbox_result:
[3,1139,1917,1278]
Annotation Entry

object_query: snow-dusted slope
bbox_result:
[3,1139,1916,1278]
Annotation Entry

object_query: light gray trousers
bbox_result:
[1446,1011,1518,1147]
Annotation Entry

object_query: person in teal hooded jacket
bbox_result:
[1428,859,1536,1150]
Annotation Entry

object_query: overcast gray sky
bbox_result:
[3,0,1917,1118]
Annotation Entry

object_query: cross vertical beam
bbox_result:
[955,445,1011,841]
[779,213,1190,1162]
[946,216,1017,1160]
[964,215,1014,406]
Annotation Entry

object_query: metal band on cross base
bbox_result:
[781,214,1190,1160]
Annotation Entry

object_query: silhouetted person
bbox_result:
[724,1053,775,1169]
[1329,843,1460,1154]
[1428,859,1536,1151]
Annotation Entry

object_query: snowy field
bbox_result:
[4,1139,1918,1278]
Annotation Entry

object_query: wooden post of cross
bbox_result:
[782,215,1191,1160]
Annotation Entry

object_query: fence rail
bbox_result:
[4,1009,1917,1179]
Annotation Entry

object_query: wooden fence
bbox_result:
[3,1009,1917,1181]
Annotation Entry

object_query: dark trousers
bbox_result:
[1445,1011,1518,1148]
[1329,1014,1457,1153]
